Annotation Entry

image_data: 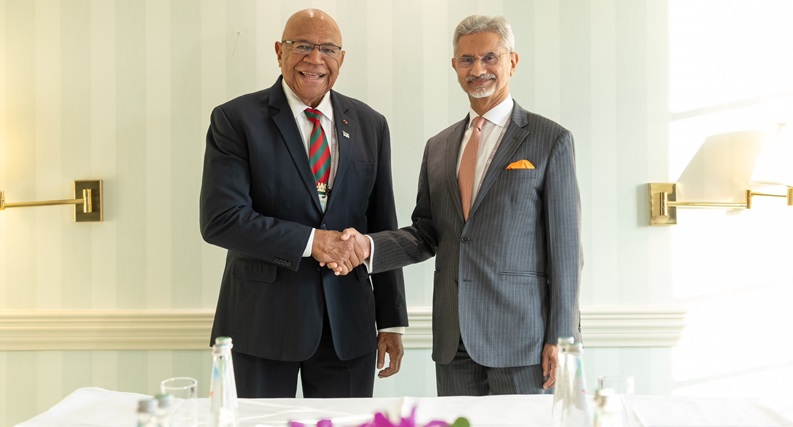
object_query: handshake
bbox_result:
[311,228,369,276]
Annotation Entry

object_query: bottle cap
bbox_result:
[557,337,575,348]
[137,398,156,413]
[595,388,615,403]
[215,336,233,346]
[155,393,173,409]
[558,338,582,353]
[595,388,621,411]
[213,336,234,354]
[566,342,583,354]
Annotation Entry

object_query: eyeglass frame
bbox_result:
[454,52,511,69]
[281,40,343,57]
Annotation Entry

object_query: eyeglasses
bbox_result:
[282,40,343,57]
[455,52,509,69]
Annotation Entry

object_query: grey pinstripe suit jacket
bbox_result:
[370,101,582,368]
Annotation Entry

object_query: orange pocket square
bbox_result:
[506,159,535,170]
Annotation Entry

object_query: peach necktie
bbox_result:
[458,116,485,221]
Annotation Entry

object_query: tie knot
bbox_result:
[304,108,322,121]
[472,116,485,131]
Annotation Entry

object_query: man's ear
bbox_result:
[275,41,283,66]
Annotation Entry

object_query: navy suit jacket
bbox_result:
[200,77,407,361]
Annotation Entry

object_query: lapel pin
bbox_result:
[342,131,350,139]
[343,119,349,125]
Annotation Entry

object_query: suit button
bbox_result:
[461,236,470,243]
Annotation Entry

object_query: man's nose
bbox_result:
[470,58,486,75]
[305,46,324,63]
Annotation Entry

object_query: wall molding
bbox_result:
[0,306,685,351]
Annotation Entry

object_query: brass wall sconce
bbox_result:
[650,125,793,226]
[0,180,103,222]
[649,183,793,226]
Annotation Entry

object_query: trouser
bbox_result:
[435,338,550,396]
[232,312,375,398]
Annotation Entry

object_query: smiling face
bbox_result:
[275,10,345,107]
[452,31,518,114]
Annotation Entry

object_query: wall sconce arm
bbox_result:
[649,183,792,226]
[0,180,103,222]
[748,188,793,208]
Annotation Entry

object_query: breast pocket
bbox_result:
[500,169,540,180]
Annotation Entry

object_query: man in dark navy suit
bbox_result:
[199,9,407,398]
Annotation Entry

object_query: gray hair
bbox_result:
[453,15,515,54]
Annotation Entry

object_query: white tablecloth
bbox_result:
[16,387,793,427]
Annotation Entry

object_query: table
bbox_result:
[16,387,793,427]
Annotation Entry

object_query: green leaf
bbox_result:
[449,417,470,427]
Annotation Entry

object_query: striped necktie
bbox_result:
[304,108,331,207]
[458,116,485,221]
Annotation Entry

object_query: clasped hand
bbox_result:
[311,228,370,275]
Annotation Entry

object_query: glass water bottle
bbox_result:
[208,336,239,427]
[551,337,575,427]
[551,339,592,427]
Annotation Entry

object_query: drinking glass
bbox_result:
[161,377,198,427]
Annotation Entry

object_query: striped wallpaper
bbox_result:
[1,0,672,312]
[2,0,793,425]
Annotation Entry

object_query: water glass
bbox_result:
[161,377,198,427]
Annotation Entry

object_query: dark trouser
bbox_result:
[435,338,550,396]
[232,315,375,398]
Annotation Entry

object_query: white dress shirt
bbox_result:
[281,80,338,258]
[283,82,402,335]
[456,97,514,202]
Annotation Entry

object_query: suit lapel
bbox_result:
[326,92,351,213]
[270,79,323,212]
[469,103,530,218]
[444,117,469,222]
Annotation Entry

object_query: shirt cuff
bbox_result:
[362,234,374,272]
[378,327,405,334]
[303,228,316,257]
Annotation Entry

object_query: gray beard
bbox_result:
[469,86,496,98]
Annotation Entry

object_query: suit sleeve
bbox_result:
[370,141,439,273]
[367,116,409,329]
[543,130,583,344]
[199,105,310,270]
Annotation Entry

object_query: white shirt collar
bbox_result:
[282,79,334,122]
[468,96,514,128]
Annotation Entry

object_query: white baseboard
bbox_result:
[0,306,685,351]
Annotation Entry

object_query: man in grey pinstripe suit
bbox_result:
[333,15,583,396]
